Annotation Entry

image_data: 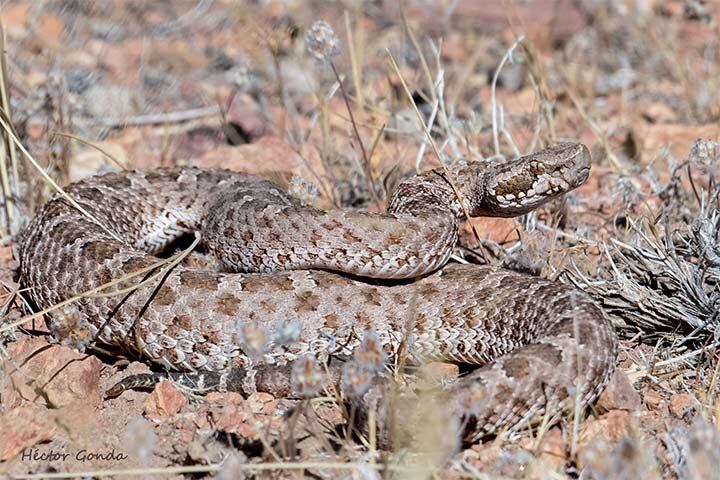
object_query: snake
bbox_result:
[18,142,617,443]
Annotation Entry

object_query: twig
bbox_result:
[654,341,720,368]
[491,36,525,157]
[386,50,482,245]
[328,61,380,207]
[101,106,221,128]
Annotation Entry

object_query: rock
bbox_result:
[69,141,128,182]
[0,404,57,461]
[204,391,279,440]
[403,0,586,52]
[464,443,534,478]
[423,362,460,382]
[521,427,567,475]
[669,393,698,420]
[2,337,103,409]
[98,38,144,84]
[246,392,276,415]
[465,217,519,244]
[197,137,325,180]
[1,3,30,32]
[631,123,720,163]
[642,390,663,409]
[597,369,642,413]
[144,381,187,418]
[577,410,633,462]
[38,12,64,41]
[640,101,677,123]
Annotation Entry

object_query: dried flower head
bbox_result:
[305,20,339,62]
[235,320,269,360]
[341,360,375,399]
[684,418,720,480]
[218,452,247,480]
[122,416,157,467]
[690,138,719,168]
[49,305,97,352]
[352,328,386,372]
[291,353,324,397]
[610,174,643,208]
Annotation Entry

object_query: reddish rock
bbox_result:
[669,393,697,419]
[144,381,187,418]
[402,0,586,52]
[207,392,252,437]
[639,101,677,124]
[197,137,327,181]
[99,38,144,85]
[597,369,642,413]
[0,404,57,461]
[1,3,30,30]
[642,390,663,409]
[69,141,128,182]
[423,362,460,382]
[631,123,720,163]
[0,245,13,261]
[38,12,63,41]
[2,337,103,410]
[521,427,567,474]
[465,217,519,244]
[204,391,278,439]
[578,410,633,459]
[246,392,276,415]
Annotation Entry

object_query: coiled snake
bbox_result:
[19,142,617,442]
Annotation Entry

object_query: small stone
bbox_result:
[247,392,276,415]
[425,362,460,378]
[523,427,567,474]
[597,369,642,413]
[38,12,64,41]
[144,381,187,417]
[642,390,663,409]
[669,393,697,420]
[203,391,279,440]
[3,337,103,409]
[577,410,633,464]
[0,404,57,461]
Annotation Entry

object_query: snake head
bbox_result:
[479,142,591,217]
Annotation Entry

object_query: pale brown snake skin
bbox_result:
[19,142,617,442]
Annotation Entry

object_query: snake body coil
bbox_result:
[19,143,617,441]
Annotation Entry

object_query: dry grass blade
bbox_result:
[386,50,482,245]
[51,131,127,169]
[11,458,439,480]
[0,113,123,243]
[0,21,17,236]
[0,232,200,334]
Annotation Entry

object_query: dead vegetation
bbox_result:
[0,0,719,479]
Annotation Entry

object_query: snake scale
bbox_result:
[19,142,617,443]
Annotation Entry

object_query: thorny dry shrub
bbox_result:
[571,139,720,343]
